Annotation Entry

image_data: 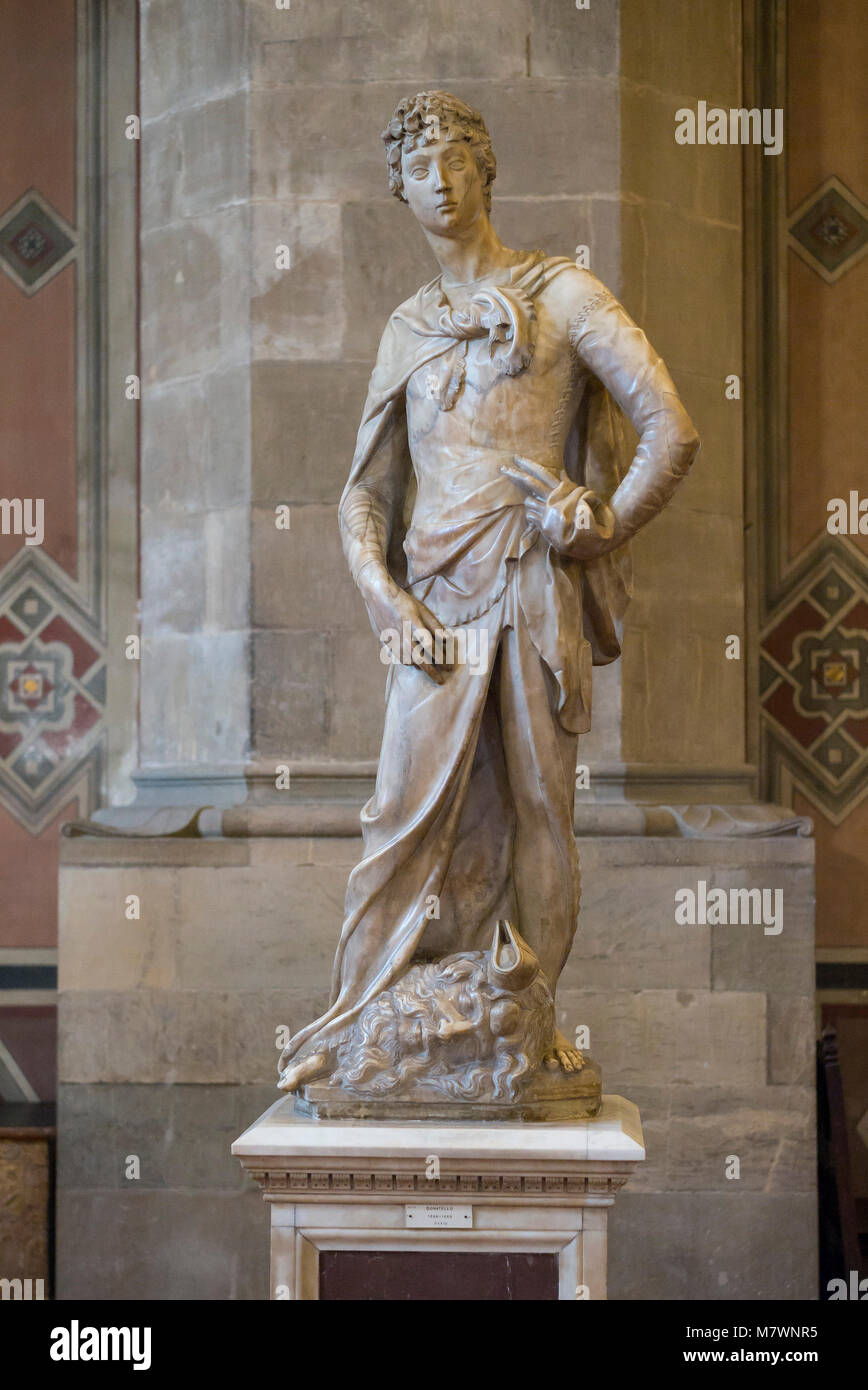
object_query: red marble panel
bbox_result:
[318,1250,560,1301]
[0,615,26,644]
[37,615,99,678]
[763,679,828,749]
[763,599,826,670]
[0,1,75,220]
[0,0,77,576]
[0,800,76,948]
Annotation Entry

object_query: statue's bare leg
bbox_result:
[497,614,582,999]
[278,1051,328,1093]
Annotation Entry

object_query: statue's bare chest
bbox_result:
[406,301,581,459]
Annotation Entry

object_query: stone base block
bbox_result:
[232,1093,644,1301]
[295,1056,603,1122]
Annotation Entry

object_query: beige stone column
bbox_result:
[129,0,627,818]
[136,0,252,800]
[616,0,752,804]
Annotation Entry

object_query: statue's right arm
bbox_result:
[338,312,412,593]
[340,484,392,589]
[338,379,450,682]
[338,407,410,615]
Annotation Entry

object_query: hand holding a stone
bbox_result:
[501,455,618,560]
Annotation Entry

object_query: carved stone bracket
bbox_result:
[244,1166,634,1201]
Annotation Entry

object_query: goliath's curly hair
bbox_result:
[381,90,497,213]
[331,952,553,1103]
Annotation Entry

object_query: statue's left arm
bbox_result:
[571,285,700,548]
[505,275,700,557]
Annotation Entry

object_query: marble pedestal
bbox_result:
[232,1094,644,1301]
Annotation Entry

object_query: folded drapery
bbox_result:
[339,252,635,733]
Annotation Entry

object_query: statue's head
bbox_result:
[382,90,496,235]
[332,923,553,1104]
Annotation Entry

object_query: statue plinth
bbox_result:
[294,1056,602,1122]
[232,1093,643,1301]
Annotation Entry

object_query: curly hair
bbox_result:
[381,90,497,213]
[331,953,553,1103]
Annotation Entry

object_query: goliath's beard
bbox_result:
[331,951,553,1103]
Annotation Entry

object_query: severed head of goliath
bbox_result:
[280,921,554,1103]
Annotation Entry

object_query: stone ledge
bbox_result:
[232,1094,645,1207]
[232,1093,644,1166]
[61,806,812,856]
[93,758,760,811]
[59,825,815,866]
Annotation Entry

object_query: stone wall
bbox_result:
[139,0,252,770]
[618,0,747,778]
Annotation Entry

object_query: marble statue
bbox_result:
[278,90,699,1117]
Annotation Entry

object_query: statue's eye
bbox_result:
[409,166,428,179]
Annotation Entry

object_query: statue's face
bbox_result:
[401,137,485,236]
[395,999,475,1053]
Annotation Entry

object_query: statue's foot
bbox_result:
[278,1051,328,1093]
[543,1029,584,1074]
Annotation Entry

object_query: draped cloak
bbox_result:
[339,252,633,735]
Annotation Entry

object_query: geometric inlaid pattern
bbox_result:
[761,554,868,820]
[0,550,104,831]
[0,188,77,297]
[788,176,868,284]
